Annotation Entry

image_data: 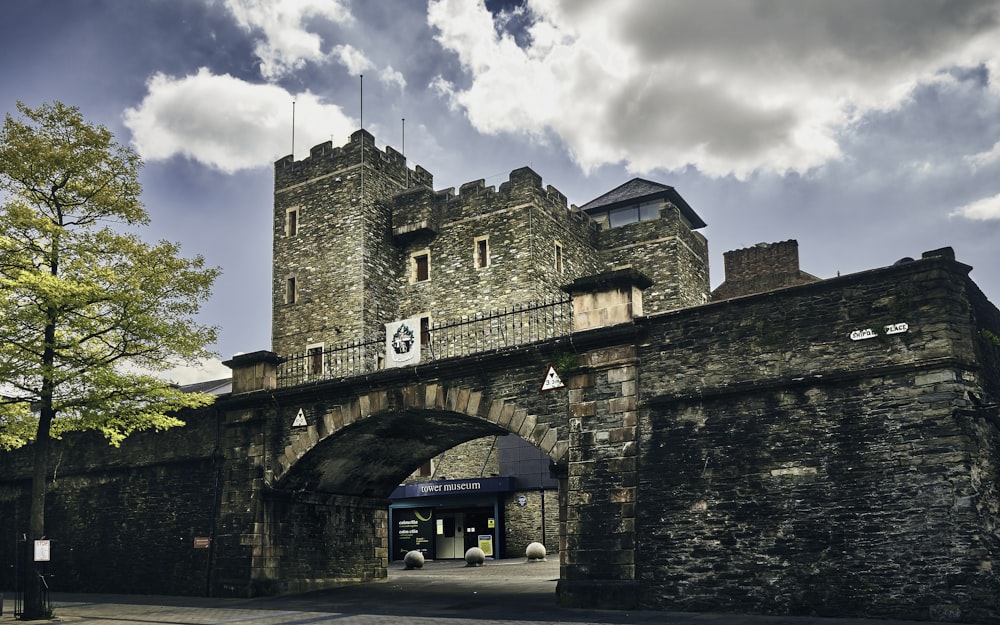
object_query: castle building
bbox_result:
[270,130,711,559]
[4,128,999,622]
[272,130,708,359]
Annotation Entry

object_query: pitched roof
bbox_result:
[580,178,706,229]
[179,378,232,395]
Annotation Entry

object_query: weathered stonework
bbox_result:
[271,132,709,360]
[634,252,1000,622]
[712,239,818,300]
[2,126,999,625]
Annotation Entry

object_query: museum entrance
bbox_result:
[432,508,495,559]
[389,478,507,560]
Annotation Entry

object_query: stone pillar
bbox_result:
[562,268,652,331]
[223,351,280,394]
[557,269,647,609]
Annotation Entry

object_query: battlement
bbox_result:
[421,166,598,236]
[275,129,433,190]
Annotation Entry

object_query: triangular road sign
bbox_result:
[292,408,307,428]
[540,365,565,392]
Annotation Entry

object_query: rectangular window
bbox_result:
[286,207,299,237]
[609,205,639,228]
[420,316,431,347]
[554,241,564,273]
[475,236,489,268]
[638,200,660,222]
[285,276,297,304]
[307,344,324,375]
[412,251,430,282]
[417,459,433,477]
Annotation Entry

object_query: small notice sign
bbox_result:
[849,322,909,341]
[292,408,307,428]
[478,535,494,556]
[193,536,211,549]
[34,540,50,562]
[540,365,565,392]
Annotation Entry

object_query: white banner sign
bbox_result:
[385,318,421,368]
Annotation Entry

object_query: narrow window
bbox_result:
[307,344,324,375]
[475,236,489,268]
[285,276,297,304]
[286,207,299,237]
[554,242,564,273]
[417,459,433,477]
[420,316,431,347]
[412,251,430,283]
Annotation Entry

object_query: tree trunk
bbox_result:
[22,427,51,619]
[22,314,57,620]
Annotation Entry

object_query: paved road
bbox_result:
[1,558,952,625]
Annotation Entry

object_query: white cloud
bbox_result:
[224,0,352,80]
[952,193,1000,221]
[380,65,407,91]
[427,0,1000,179]
[967,140,1000,170]
[124,68,356,172]
[333,43,374,76]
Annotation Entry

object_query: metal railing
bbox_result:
[277,297,572,387]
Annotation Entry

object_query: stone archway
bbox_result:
[228,383,569,596]
[272,384,568,493]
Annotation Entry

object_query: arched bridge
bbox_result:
[3,258,999,621]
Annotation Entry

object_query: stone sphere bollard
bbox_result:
[464,547,486,566]
[403,550,425,569]
[525,542,547,561]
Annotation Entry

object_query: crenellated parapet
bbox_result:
[274,129,432,193]
[392,165,599,246]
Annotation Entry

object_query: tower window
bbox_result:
[475,236,489,268]
[554,241,564,274]
[285,276,298,304]
[286,207,299,237]
[307,343,324,375]
[411,251,430,282]
[417,459,433,477]
[420,316,431,347]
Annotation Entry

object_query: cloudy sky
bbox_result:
[2,0,999,383]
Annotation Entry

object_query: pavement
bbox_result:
[0,557,953,625]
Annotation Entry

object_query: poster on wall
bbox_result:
[394,508,435,559]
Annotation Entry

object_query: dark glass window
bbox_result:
[308,345,323,375]
[414,253,429,281]
[477,238,488,268]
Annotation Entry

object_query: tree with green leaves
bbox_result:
[0,101,220,619]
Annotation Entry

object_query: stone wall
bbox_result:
[504,489,558,556]
[0,409,220,596]
[391,167,602,324]
[634,253,1000,622]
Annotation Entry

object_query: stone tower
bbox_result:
[271,132,710,362]
[581,178,709,312]
[271,130,431,358]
